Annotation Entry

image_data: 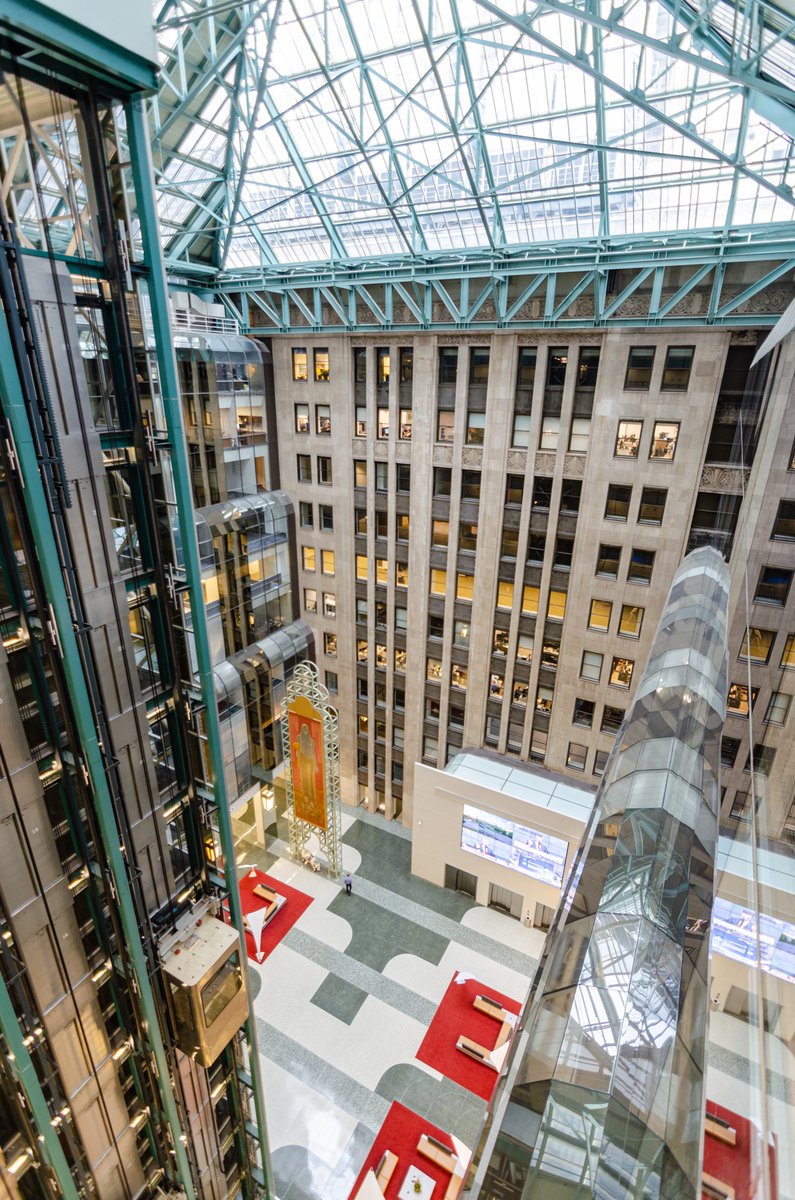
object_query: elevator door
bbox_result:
[488,883,522,919]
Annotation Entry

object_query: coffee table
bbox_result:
[398,1165,435,1200]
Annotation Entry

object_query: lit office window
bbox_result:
[396,563,409,587]
[304,588,317,613]
[432,520,449,547]
[548,590,567,621]
[588,599,612,632]
[740,627,775,664]
[355,406,367,436]
[316,404,331,435]
[431,569,447,595]
[321,550,335,575]
[292,348,308,380]
[649,421,679,460]
[615,420,642,457]
[457,573,474,601]
[618,604,644,638]
[609,657,634,688]
[295,404,309,433]
[355,555,368,580]
[313,348,330,381]
[323,632,337,656]
[522,586,539,614]
[496,581,514,609]
[302,546,316,571]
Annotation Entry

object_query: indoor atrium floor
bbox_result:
[231,805,544,1200]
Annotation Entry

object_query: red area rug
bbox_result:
[703,1101,778,1200]
[416,972,521,1101]
[233,868,313,964]
[347,1100,460,1200]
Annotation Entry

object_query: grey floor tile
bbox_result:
[327,891,449,973]
[311,973,369,1024]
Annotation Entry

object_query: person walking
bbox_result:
[343,872,352,895]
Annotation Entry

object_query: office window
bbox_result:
[539,416,560,450]
[541,640,559,671]
[576,346,600,388]
[593,749,609,777]
[377,348,390,384]
[755,566,792,606]
[496,580,514,609]
[396,563,409,587]
[501,528,519,559]
[589,599,612,632]
[454,619,470,647]
[615,420,642,457]
[313,348,330,381]
[522,585,540,614]
[439,347,458,384]
[316,404,331,435]
[375,462,388,491]
[399,347,413,382]
[451,664,468,690]
[432,520,449,548]
[772,499,795,540]
[375,557,388,585]
[554,537,574,569]
[661,345,694,389]
[437,408,456,440]
[459,522,478,552]
[394,647,407,671]
[536,685,554,714]
[430,569,447,596]
[423,735,438,760]
[356,598,368,623]
[358,714,369,736]
[727,682,757,716]
[355,405,367,437]
[426,697,441,721]
[781,634,795,668]
[516,633,533,662]
[609,657,634,688]
[639,487,667,524]
[580,650,603,681]
[625,346,655,388]
[393,726,405,751]
[354,459,367,487]
[355,555,368,581]
[434,467,452,497]
[466,411,486,445]
[321,550,335,575]
[530,728,548,762]
[601,705,624,733]
[295,403,310,433]
[461,470,480,500]
[605,484,632,520]
[546,347,568,387]
[374,600,387,627]
[375,642,388,667]
[573,698,595,727]
[596,544,620,578]
[318,504,333,532]
[489,672,506,700]
[317,456,332,484]
[356,639,368,662]
[399,409,412,439]
[470,347,490,384]
[299,501,313,528]
[506,475,524,506]
[628,548,655,584]
[304,588,317,613]
[322,592,336,618]
[512,680,529,707]
[560,479,582,514]
[323,632,337,656]
[375,510,388,539]
[567,742,587,772]
[396,464,411,492]
[354,346,366,383]
[491,629,509,657]
[457,573,474,601]
[517,346,537,386]
[377,407,389,438]
[302,546,316,571]
[292,348,308,380]
[533,478,553,510]
[450,704,465,730]
[568,418,591,453]
[548,590,567,621]
[512,413,531,448]
[396,513,410,542]
[618,604,644,638]
[745,744,776,775]
[764,691,791,725]
[426,657,443,680]
[297,454,312,482]
[740,627,775,663]
[326,671,338,693]
[650,421,679,460]
[527,534,545,563]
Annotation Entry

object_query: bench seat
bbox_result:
[375,1149,398,1192]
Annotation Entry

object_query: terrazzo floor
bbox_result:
[232,804,546,1200]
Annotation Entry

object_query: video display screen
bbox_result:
[709,898,795,984]
[460,805,568,887]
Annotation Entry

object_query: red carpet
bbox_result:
[347,1101,461,1200]
[416,972,521,1101]
[232,868,313,963]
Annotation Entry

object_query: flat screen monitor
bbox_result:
[710,898,795,984]
[461,804,568,887]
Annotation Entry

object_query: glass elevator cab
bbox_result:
[162,914,248,1067]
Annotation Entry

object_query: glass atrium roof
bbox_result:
[152,0,795,279]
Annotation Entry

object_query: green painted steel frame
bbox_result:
[126,95,275,1200]
[0,305,197,1199]
[0,971,81,1200]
